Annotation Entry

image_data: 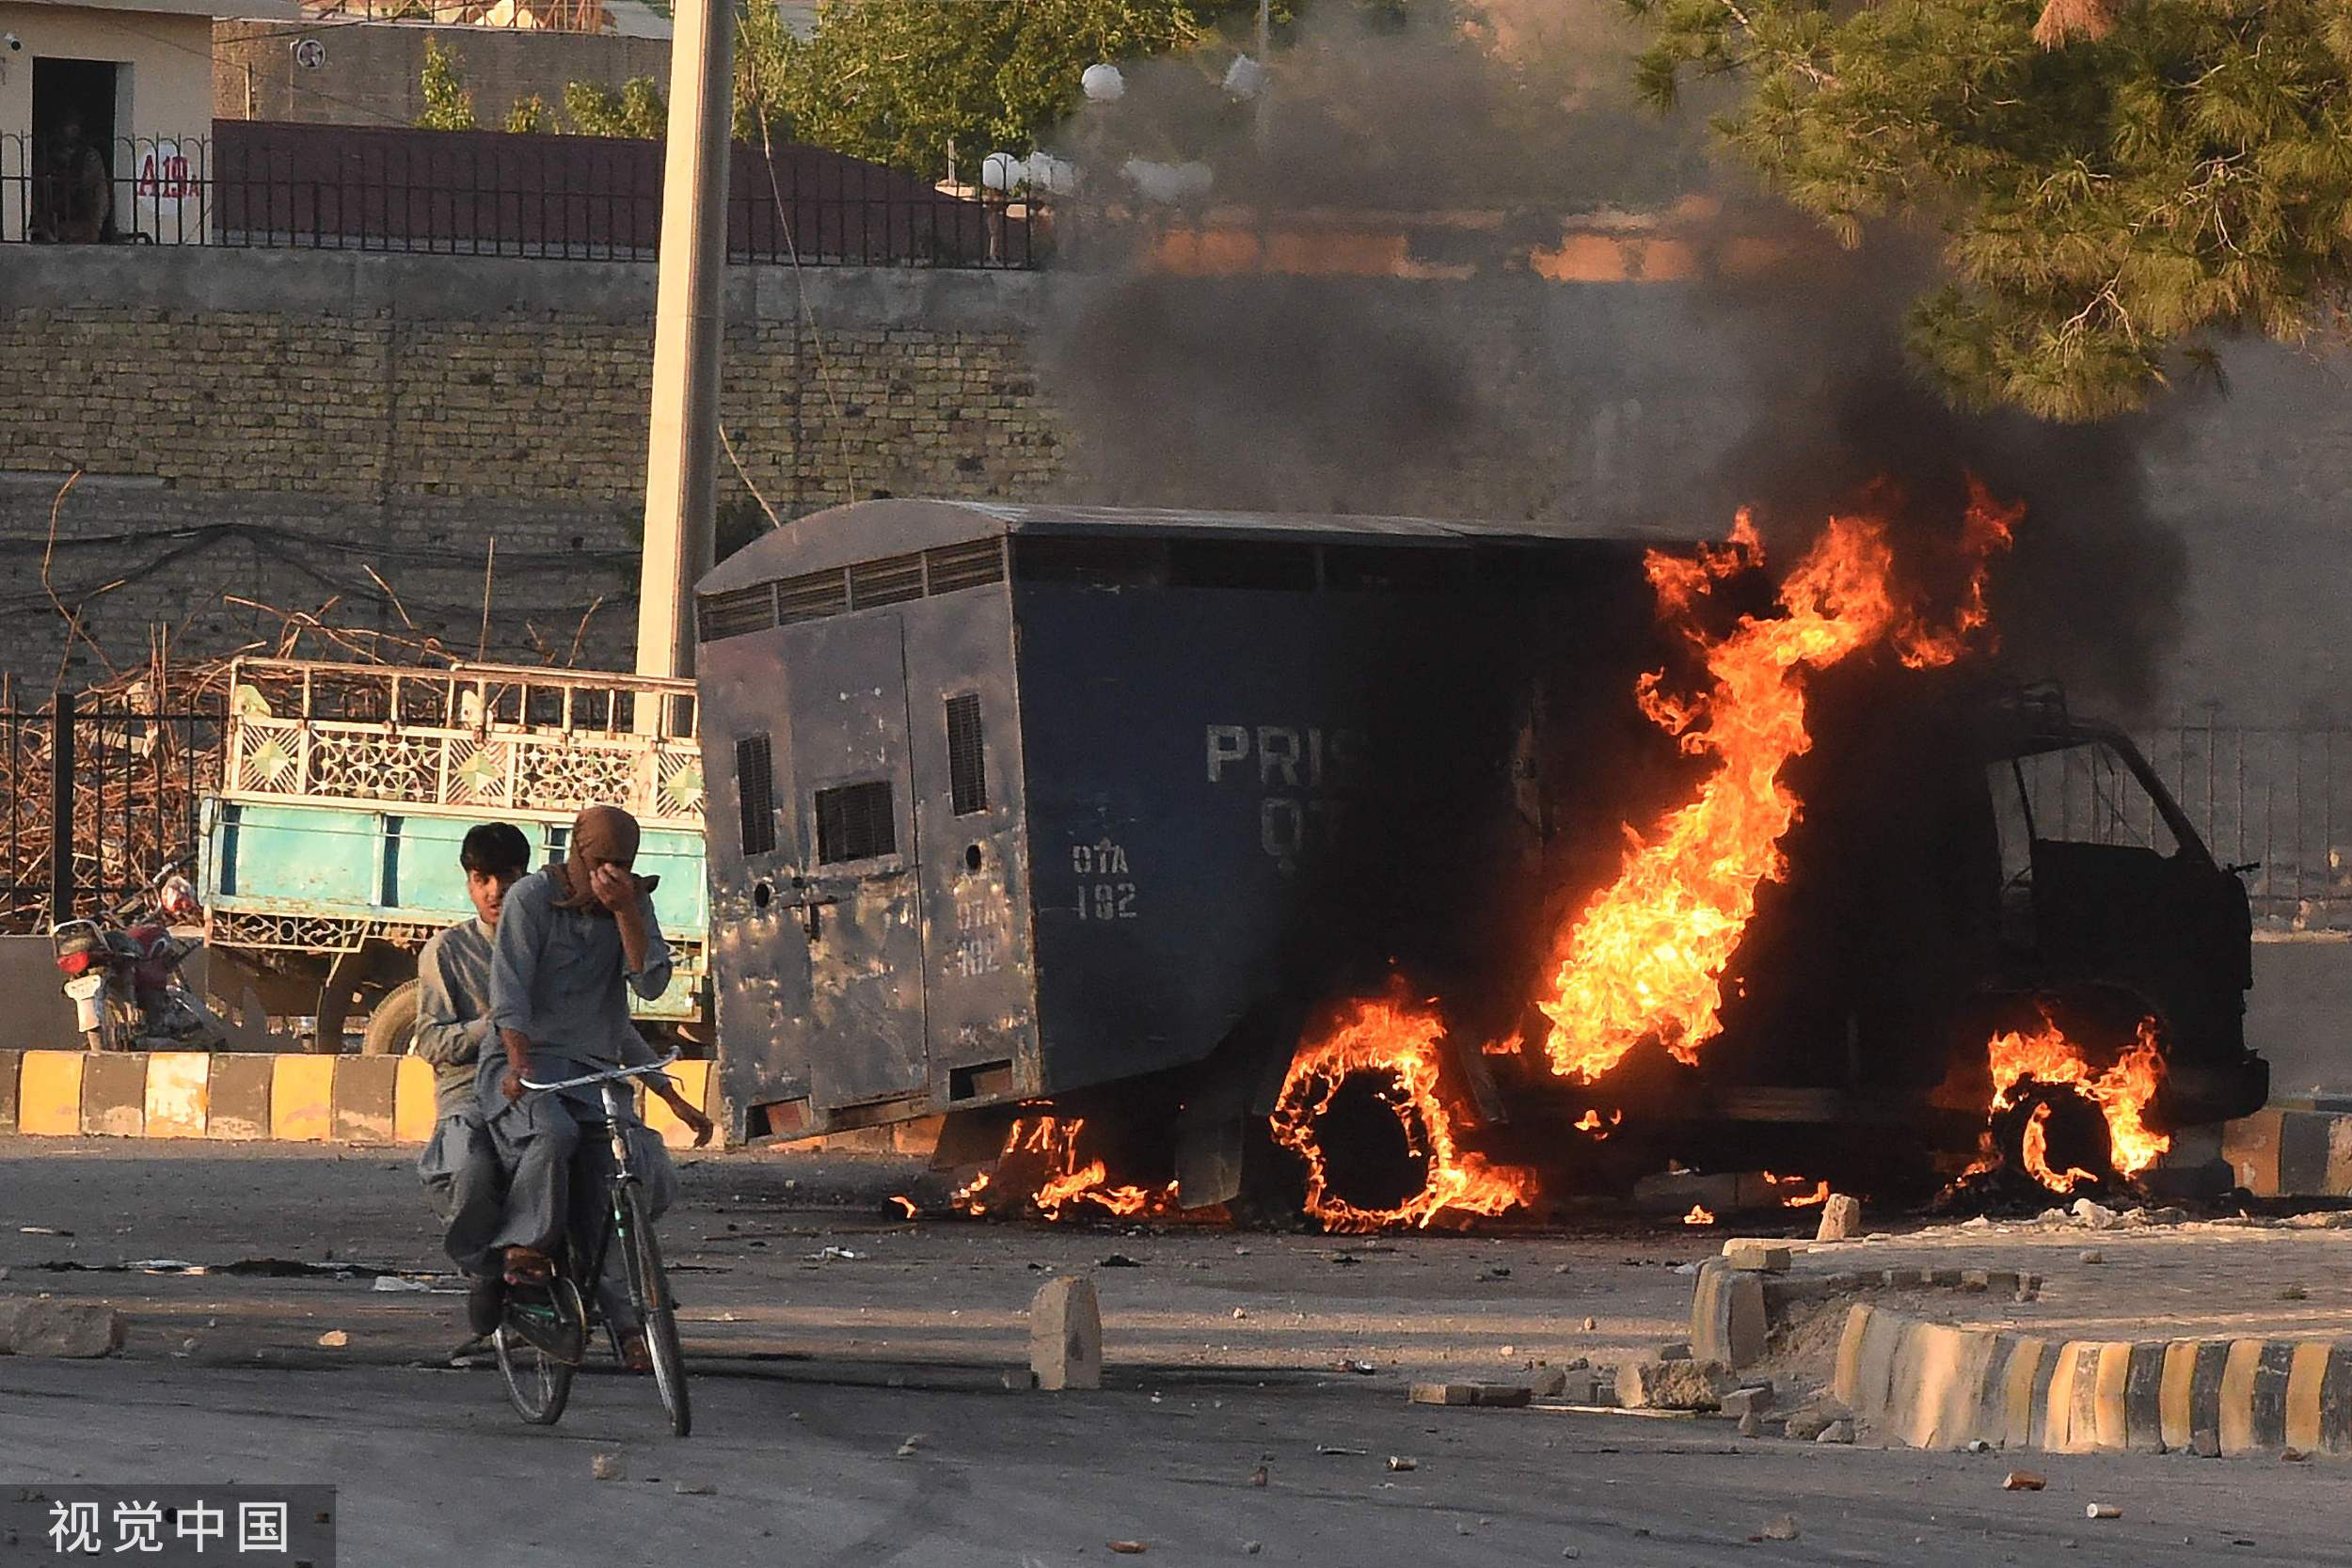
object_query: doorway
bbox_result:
[30,57,121,242]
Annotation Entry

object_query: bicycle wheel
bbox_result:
[617,1184,691,1437]
[495,1277,583,1426]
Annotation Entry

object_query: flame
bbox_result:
[1572,1109,1619,1140]
[1986,1015,2171,1187]
[890,1194,919,1218]
[1535,493,2013,1085]
[1269,994,1535,1232]
[1684,1204,1716,1226]
[947,1116,1182,1221]
[1778,1179,1832,1208]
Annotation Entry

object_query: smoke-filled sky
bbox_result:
[1031,0,2352,725]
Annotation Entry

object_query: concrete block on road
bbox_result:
[0,1300,126,1358]
[80,1053,146,1138]
[1619,1358,1731,1411]
[16,1053,83,1137]
[270,1054,334,1142]
[143,1052,210,1139]
[206,1053,273,1141]
[1410,1383,1534,1408]
[1029,1275,1101,1391]
[1815,1194,1861,1242]
[0,1048,20,1131]
[392,1055,437,1145]
[1722,1385,1774,1418]
[1691,1260,1768,1370]
[331,1055,400,1144]
[1723,1242,1792,1273]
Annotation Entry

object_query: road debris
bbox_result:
[1815,1418,1855,1444]
[1618,1359,1730,1411]
[675,1481,717,1497]
[1030,1275,1103,1391]
[592,1454,623,1481]
[811,1245,865,1261]
[18,1227,72,1237]
[896,1436,925,1458]
[316,1330,350,1349]
[1815,1194,1862,1241]
[0,1301,125,1358]
[1331,1359,1375,1375]
[1248,1465,1267,1487]
[1107,1543,1148,1555]
[1408,1384,1532,1409]
[2078,1250,2106,1265]
[2086,1503,2122,1520]
[1316,1445,1369,1456]
[1386,1456,1418,1471]
[2003,1471,2047,1491]
[1760,1515,1801,1542]
[1100,1254,1143,1268]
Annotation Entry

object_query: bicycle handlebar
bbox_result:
[517,1053,682,1093]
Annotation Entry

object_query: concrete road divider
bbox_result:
[2,1050,720,1149]
[1832,1302,2352,1459]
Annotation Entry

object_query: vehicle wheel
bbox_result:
[361,978,421,1056]
[619,1184,691,1437]
[495,1278,583,1426]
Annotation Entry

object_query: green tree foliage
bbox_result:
[564,76,670,138]
[505,94,559,135]
[777,0,1238,181]
[1628,0,2352,420]
[416,35,478,132]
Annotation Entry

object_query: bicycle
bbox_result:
[493,1055,692,1437]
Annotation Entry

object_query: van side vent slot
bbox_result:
[946,693,987,815]
[924,539,1007,594]
[735,734,777,857]
[697,583,776,641]
[848,553,925,609]
[776,568,850,624]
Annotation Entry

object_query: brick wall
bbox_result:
[0,250,1072,691]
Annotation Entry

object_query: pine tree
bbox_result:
[1628,0,2352,419]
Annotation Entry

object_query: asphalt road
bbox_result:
[4,1140,2350,1565]
[4,1355,2346,1568]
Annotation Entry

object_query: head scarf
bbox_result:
[552,804,658,911]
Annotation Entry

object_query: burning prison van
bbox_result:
[691,500,2265,1206]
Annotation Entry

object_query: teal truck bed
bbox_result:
[199,658,707,1046]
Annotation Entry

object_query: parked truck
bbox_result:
[689,499,2265,1202]
[199,657,711,1052]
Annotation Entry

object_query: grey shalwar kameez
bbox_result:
[410,918,505,1272]
[475,863,674,1317]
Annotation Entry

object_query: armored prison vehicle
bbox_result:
[691,501,2265,1202]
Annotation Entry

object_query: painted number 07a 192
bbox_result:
[1075,880,1136,921]
[1072,839,1138,922]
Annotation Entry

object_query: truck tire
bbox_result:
[362,978,422,1056]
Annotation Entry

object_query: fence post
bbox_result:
[49,690,74,927]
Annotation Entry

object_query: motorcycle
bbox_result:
[50,859,230,1052]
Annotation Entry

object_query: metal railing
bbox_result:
[0,696,225,935]
[2142,720,2352,934]
[1,128,1049,267]
[286,0,631,30]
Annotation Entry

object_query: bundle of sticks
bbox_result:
[0,585,601,934]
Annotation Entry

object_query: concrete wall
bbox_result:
[0,246,1068,687]
[213,21,669,128]
[2249,935,2352,1099]
[0,935,81,1049]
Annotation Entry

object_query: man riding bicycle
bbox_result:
[476,805,712,1369]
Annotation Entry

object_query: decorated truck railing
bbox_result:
[199,658,708,1053]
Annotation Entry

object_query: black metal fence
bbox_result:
[0,695,225,935]
[1,125,1049,267]
[2142,721,2352,933]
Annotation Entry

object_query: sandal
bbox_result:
[502,1246,554,1288]
[616,1327,652,1373]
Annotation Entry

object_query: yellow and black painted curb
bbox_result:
[1832,1301,2352,1458]
[0,1048,717,1150]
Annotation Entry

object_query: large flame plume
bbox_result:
[1985,1015,2171,1192]
[1269,995,1535,1232]
[1536,488,2016,1085]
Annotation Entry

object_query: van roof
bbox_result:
[699,499,1696,595]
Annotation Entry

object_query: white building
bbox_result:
[2,0,295,242]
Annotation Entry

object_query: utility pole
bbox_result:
[635,0,736,679]
[1255,0,1271,149]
